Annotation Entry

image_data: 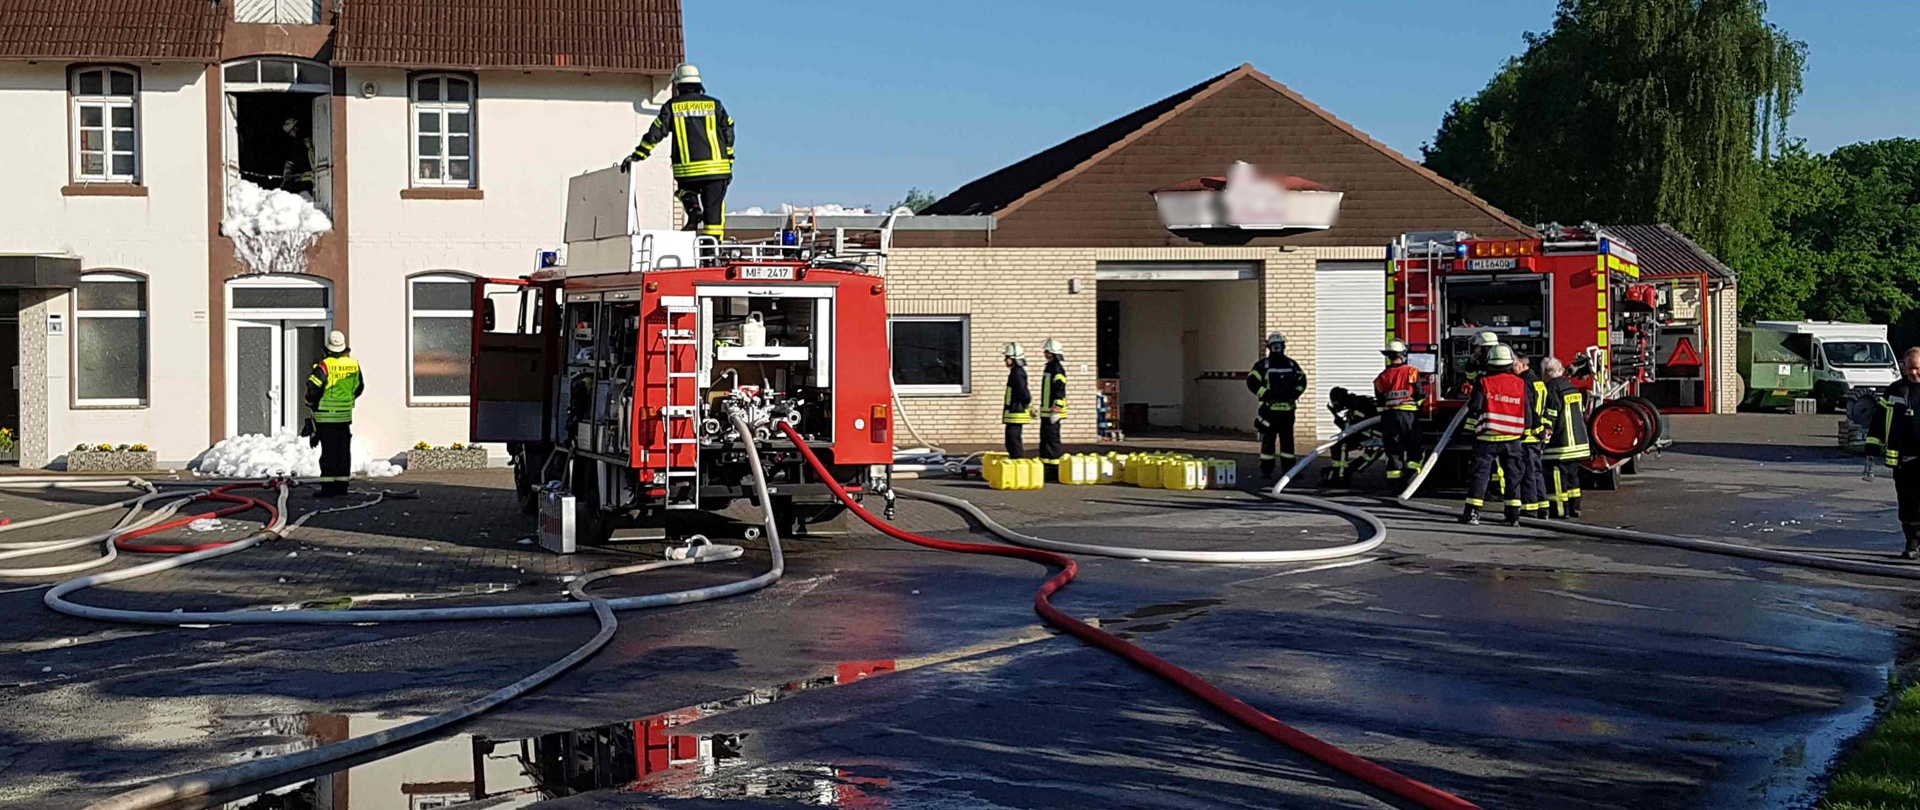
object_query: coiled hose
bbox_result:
[779,422,1479,810]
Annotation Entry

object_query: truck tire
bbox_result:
[1581,463,1620,491]
[511,447,539,515]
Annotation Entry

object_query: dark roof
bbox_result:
[1154,172,1332,193]
[922,68,1233,216]
[335,0,684,73]
[0,0,224,62]
[1605,224,1736,281]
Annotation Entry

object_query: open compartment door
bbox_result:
[470,279,559,443]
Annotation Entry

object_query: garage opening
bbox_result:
[1096,261,1262,435]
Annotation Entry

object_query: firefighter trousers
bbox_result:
[1257,407,1297,476]
[316,422,352,497]
[1521,443,1549,513]
[1549,459,1585,517]
[1466,440,1524,512]
[1039,418,1063,464]
[1895,462,1920,552]
[677,176,730,239]
[1004,423,1025,459]
[1381,410,1419,480]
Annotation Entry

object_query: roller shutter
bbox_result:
[1314,261,1386,440]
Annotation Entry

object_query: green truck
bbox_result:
[1736,326,1815,410]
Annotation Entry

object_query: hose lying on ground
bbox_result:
[780,421,1480,810]
[75,413,786,810]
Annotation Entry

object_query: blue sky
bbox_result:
[685,1,1917,211]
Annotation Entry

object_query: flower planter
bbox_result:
[68,450,157,473]
[407,446,486,471]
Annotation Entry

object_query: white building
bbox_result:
[0,0,684,467]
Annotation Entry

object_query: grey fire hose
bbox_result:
[77,413,785,810]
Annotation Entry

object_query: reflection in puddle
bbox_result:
[214,661,898,809]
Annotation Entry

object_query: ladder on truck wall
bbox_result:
[1390,234,1450,343]
[660,298,701,510]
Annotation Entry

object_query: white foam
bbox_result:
[194,431,401,479]
[221,179,333,275]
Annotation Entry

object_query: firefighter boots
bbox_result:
[1504,505,1523,527]
[1459,505,1481,526]
[1566,497,1582,519]
[1903,522,1920,560]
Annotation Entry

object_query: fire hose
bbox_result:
[779,422,1480,810]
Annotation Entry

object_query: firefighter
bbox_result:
[303,330,364,498]
[1002,342,1032,459]
[1374,339,1425,482]
[1039,339,1069,476]
[1514,353,1552,517]
[1540,357,1591,519]
[1455,331,1502,397]
[1460,344,1534,526]
[1881,348,1920,559]
[1248,332,1308,481]
[622,63,735,241]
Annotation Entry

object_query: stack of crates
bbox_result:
[982,452,1044,490]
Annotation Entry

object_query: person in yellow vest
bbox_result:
[303,330,364,497]
[1039,338,1069,477]
[1002,342,1033,458]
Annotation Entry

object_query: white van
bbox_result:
[1752,321,1898,411]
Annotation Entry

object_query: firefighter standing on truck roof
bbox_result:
[1248,332,1308,481]
[1461,345,1534,526]
[1879,348,1920,559]
[1515,353,1552,517]
[1002,342,1033,459]
[303,330,364,498]
[1541,357,1591,520]
[622,63,734,241]
[1374,340,1425,482]
[1039,339,1069,475]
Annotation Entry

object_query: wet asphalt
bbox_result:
[0,414,1913,810]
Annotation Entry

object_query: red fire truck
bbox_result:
[469,169,897,544]
[1386,224,1668,487]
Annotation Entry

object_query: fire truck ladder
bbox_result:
[660,299,702,510]
[1393,235,1447,338]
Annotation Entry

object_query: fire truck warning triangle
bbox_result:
[1666,336,1703,367]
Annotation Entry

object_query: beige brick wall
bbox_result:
[887,248,1100,445]
[1716,281,1741,414]
[1262,250,1320,447]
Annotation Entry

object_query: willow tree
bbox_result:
[1423,0,1805,256]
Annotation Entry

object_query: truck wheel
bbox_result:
[512,452,539,515]
[1581,464,1620,492]
[771,495,798,538]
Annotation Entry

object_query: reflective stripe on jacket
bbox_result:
[1469,372,1530,441]
[1247,354,1306,412]
[309,355,363,424]
[1542,377,1592,461]
[1004,365,1032,424]
[1374,363,1421,411]
[1041,360,1068,420]
[633,92,735,178]
[1521,370,1548,444]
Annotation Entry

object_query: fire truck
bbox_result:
[1386,224,1669,488]
[469,168,896,544]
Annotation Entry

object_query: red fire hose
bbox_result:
[777,423,1480,810]
[113,483,281,554]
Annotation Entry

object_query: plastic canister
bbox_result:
[741,312,767,348]
[1137,459,1166,489]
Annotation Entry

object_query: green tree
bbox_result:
[1424,0,1805,257]
[889,187,939,214]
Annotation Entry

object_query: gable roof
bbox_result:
[1605,224,1736,281]
[0,0,224,62]
[925,63,1534,240]
[922,68,1233,216]
[335,0,684,73]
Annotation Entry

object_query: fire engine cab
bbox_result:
[469,168,895,545]
[1387,224,1668,486]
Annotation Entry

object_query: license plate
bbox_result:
[1467,258,1519,271]
[738,265,797,281]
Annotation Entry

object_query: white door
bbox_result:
[1314,261,1387,440]
[228,319,330,436]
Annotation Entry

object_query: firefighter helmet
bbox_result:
[1004,342,1025,359]
[1473,331,1501,349]
[1382,339,1409,355]
[1485,344,1516,368]
[1042,338,1065,357]
[1267,331,1287,348]
[672,63,703,86]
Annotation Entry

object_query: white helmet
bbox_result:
[672,63,703,86]
[1485,344,1516,367]
[1267,331,1286,348]
[1473,331,1501,349]
[1382,339,1408,355]
[1042,338,1065,357]
[325,330,347,352]
[1004,342,1025,359]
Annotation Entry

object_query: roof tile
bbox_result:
[1604,224,1736,280]
[0,0,223,62]
[334,0,683,74]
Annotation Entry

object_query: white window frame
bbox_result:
[889,315,971,396]
[73,271,149,407]
[69,66,139,184]
[410,73,477,188]
[409,273,475,404]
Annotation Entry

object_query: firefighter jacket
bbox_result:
[1520,369,1548,444]
[1003,364,1033,425]
[1374,363,1423,411]
[304,353,364,424]
[1247,353,1307,412]
[632,91,735,179]
[1466,371,1534,442]
[1881,379,1920,467]
[1040,359,1068,421]
[1542,377,1592,461]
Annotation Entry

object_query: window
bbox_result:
[890,316,969,395]
[410,274,475,402]
[75,272,148,405]
[235,0,321,25]
[412,74,475,187]
[70,67,138,183]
